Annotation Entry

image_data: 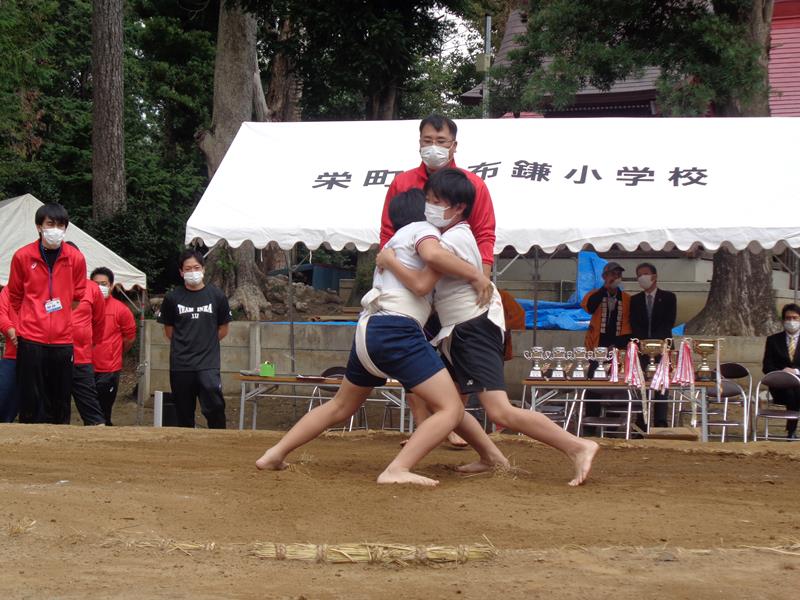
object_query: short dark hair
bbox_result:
[781,303,800,319]
[179,248,205,269]
[419,114,457,140]
[388,188,426,231]
[424,168,475,219]
[35,203,69,227]
[91,267,115,285]
[636,262,657,275]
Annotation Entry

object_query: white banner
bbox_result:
[186,117,800,253]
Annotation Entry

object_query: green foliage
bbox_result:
[494,0,768,116]
[235,0,482,119]
[0,0,501,292]
[399,45,484,119]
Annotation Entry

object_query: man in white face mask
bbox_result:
[7,202,87,423]
[762,303,800,439]
[379,114,497,278]
[629,262,677,428]
[158,249,232,429]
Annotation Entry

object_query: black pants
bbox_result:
[16,339,73,424]
[169,369,226,429]
[95,371,121,426]
[71,363,105,425]
[769,387,800,434]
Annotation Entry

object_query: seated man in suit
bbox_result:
[762,303,800,439]
[629,262,677,428]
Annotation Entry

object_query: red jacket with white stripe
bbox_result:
[7,240,87,346]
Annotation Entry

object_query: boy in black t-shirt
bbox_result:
[158,249,232,428]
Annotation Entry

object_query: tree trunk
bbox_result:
[265,18,302,122]
[348,82,398,305]
[256,17,301,281]
[197,1,271,320]
[685,250,779,335]
[91,0,126,220]
[687,0,778,336]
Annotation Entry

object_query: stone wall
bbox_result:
[144,320,768,400]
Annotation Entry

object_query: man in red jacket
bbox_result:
[90,267,137,426]
[68,248,107,426]
[379,114,497,278]
[0,286,20,422]
[7,203,86,423]
[379,115,497,444]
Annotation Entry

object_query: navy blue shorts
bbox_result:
[444,312,506,394]
[346,315,445,390]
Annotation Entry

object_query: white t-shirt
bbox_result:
[361,221,440,325]
[372,221,440,299]
[432,222,504,345]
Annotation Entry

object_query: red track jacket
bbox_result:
[72,279,106,365]
[379,162,497,266]
[0,286,19,359]
[7,240,87,346]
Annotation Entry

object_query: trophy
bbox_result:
[692,339,717,381]
[589,346,609,379]
[549,347,568,379]
[523,346,547,379]
[568,346,589,379]
[639,339,666,379]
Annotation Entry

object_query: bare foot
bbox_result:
[447,432,469,448]
[455,452,510,474]
[567,440,599,486]
[455,443,510,473]
[377,467,439,487]
[255,447,289,471]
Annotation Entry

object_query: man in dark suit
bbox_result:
[630,262,677,428]
[762,303,800,439]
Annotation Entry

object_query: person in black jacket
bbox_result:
[630,263,677,428]
[762,303,800,439]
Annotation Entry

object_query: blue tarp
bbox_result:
[518,250,606,331]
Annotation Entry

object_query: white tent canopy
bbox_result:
[186,117,800,254]
[0,194,147,290]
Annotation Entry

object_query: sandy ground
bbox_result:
[2,418,800,599]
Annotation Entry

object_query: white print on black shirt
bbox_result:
[177,302,213,319]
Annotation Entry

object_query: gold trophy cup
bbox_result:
[639,339,667,379]
[692,339,717,381]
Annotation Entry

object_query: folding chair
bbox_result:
[753,370,800,441]
[703,363,751,442]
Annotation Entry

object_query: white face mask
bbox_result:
[606,279,621,290]
[98,285,110,299]
[637,275,653,290]
[424,203,455,229]
[41,227,65,248]
[419,145,450,170]
[785,320,800,334]
[183,271,204,286]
